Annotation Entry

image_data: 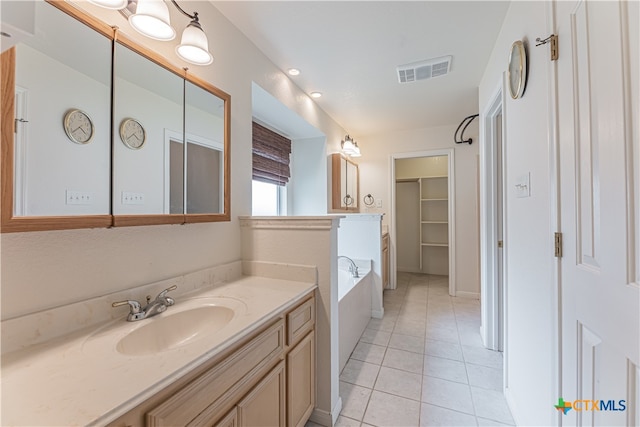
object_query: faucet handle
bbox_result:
[112,300,142,314]
[156,285,177,304]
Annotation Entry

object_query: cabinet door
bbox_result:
[214,409,237,427]
[382,235,390,289]
[237,361,286,427]
[287,331,314,427]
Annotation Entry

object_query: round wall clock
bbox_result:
[508,40,527,99]
[119,118,146,149]
[63,109,94,144]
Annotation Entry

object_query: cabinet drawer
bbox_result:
[147,319,285,426]
[287,297,315,346]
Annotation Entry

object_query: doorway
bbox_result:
[390,149,456,295]
[480,85,506,353]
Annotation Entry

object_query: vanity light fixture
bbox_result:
[341,135,362,157]
[288,68,300,76]
[310,91,322,98]
[91,0,213,65]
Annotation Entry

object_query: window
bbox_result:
[252,121,291,216]
[252,180,287,216]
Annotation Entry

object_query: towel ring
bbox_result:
[344,194,354,206]
[364,194,374,206]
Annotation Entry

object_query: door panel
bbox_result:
[556,0,639,425]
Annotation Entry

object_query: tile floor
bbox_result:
[310,272,515,427]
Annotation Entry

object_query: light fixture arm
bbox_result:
[169,0,198,22]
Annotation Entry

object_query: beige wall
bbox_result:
[357,124,481,296]
[0,1,348,320]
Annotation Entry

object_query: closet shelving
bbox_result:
[420,175,449,251]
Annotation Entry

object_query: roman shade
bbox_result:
[252,122,291,186]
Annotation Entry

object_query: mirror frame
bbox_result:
[331,153,360,212]
[1,1,114,233]
[1,0,231,233]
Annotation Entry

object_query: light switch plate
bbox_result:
[515,173,530,198]
[122,191,145,205]
[66,190,94,205]
[376,198,383,208]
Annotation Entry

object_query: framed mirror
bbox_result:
[1,0,231,233]
[112,38,185,226]
[1,1,113,232]
[331,153,359,212]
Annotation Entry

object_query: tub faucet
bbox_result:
[112,285,177,321]
[338,256,359,278]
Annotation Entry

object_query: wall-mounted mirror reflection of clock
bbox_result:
[119,118,146,149]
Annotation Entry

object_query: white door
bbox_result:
[556,0,639,425]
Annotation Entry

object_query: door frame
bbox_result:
[480,81,507,352]
[390,148,456,296]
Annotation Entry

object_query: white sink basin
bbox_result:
[116,305,234,356]
[82,296,246,357]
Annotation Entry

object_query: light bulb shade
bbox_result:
[351,145,362,157]
[88,0,128,9]
[129,0,175,41]
[341,135,357,155]
[176,21,213,65]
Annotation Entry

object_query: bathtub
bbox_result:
[338,260,372,373]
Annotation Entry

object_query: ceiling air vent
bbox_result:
[397,56,452,83]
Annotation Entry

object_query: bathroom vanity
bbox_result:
[109,294,315,427]
[1,274,316,427]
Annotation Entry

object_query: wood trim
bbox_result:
[1,47,17,232]
[184,213,231,224]
[112,215,184,228]
[331,154,342,209]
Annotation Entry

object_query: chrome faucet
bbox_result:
[112,285,177,321]
[338,256,359,278]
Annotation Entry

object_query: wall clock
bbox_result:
[508,40,527,99]
[63,109,94,144]
[119,118,146,149]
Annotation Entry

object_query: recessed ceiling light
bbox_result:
[310,92,322,98]
[288,68,300,76]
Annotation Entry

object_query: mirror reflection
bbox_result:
[12,2,111,216]
[184,80,225,214]
[113,42,184,215]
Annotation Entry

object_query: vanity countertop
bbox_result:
[1,276,316,427]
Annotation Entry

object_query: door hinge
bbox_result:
[535,34,558,61]
[498,240,503,248]
[554,232,563,257]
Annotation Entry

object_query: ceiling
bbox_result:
[213,1,510,137]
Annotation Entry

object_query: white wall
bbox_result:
[357,124,480,296]
[1,1,347,320]
[336,214,384,317]
[290,137,328,215]
[478,1,554,425]
[16,44,110,216]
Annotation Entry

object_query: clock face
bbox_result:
[120,118,146,149]
[508,40,527,99]
[63,109,94,144]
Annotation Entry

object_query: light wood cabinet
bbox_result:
[287,331,314,427]
[382,233,390,289]
[331,153,359,211]
[107,293,316,427]
[237,361,286,427]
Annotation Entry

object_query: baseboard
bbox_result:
[455,291,480,299]
[504,386,522,426]
[371,308,384,319]
[310,397,342,426]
